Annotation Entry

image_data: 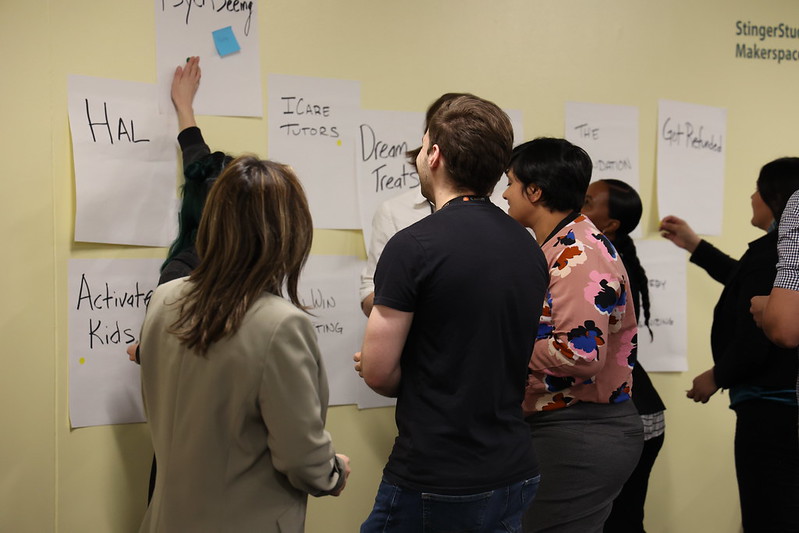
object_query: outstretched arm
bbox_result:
[171,56,201,132]
[659,215,701,253]
[662,215,738,284]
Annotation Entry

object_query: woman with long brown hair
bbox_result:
[138,156,349,533]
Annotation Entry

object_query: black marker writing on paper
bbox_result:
[649,317,675,327]
[277,96,341,138]
[88,319,137,349]
[359,125,409,162]
[84,99,150,145]
[573,123,600,140]
[300,288,336,311]
[661,118,723,153]
[75,273,153,311]
[165,0,254,37]
[595,159,632,172]
[648,279,667,290]
[278,123,339,137]
[359,124,419,192]
[371,164,419,193]
[282,96,330,116]
[314,322,344,335]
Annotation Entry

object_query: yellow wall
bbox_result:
[2,1,798,531]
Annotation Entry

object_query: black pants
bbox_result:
[603,432,664,533]
[734,399,799,533]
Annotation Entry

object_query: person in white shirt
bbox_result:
[359,188,432,316]
[359,93,469,316]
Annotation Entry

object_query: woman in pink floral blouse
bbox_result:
[502,138,643,533]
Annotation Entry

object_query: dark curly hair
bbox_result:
[602,179,651,339]
[162,151,233,272]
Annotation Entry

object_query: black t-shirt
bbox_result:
[374,199,548,494]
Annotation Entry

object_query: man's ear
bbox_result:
[428,144,442,170]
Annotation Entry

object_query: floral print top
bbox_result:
[523,214,638,414]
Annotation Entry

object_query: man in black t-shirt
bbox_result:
[355,95,548,533]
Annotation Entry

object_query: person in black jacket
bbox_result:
[160,56,232,285]
[128,56,231,353]
[660,158,799,533]
[583,179,665,533]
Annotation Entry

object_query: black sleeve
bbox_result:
[177,126,211,170]
[373,230,424,312]
[690,239,739,285]
[157,250,199,286]
[712,257,778,388]
[158,261,190,286]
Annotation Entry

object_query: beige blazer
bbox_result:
[138,279,342,533]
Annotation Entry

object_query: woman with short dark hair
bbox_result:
[503,138,644,533]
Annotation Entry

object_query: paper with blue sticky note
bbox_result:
[156,2,263,116]
[213,26,240,57]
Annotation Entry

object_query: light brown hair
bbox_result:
[405,93,474,165]
[170,155,313,355]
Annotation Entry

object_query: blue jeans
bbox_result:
[361,476,540,533]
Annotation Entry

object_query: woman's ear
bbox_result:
[525,185,542,204]
[603,218,621,236]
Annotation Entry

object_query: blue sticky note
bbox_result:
[212,26,240,57]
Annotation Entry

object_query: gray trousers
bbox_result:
[523,401,644,533]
